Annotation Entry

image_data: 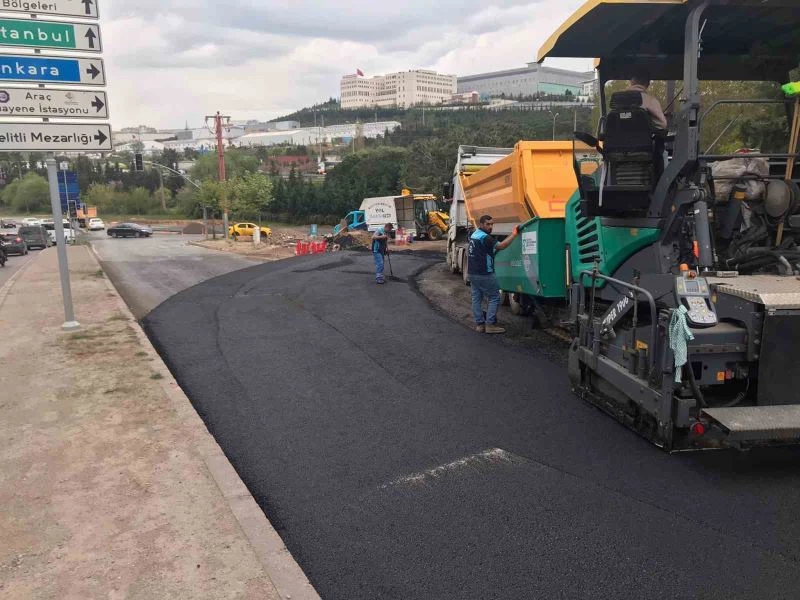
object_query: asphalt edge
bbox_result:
[186,239,293,262]
[84,244,322,600]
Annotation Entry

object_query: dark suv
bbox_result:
[18,225,51,250]
[0,233,27,255]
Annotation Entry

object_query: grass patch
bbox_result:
[107,314,128,322]
[135,351,147,357]
[91,269,105,278]
[150,372,164,380]
[68,331,99,340]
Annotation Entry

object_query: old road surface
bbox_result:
[137,248,800,600]
[90,233,256,318]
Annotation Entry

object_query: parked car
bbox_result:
[228,222,272,238]
[0,233,27,255]
[18,225,51,249]
[21,217,42,226]
[107,223,153,238]
[88,218,105,231]
[0,219,16,229]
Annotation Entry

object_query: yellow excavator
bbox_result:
[410,192,450,240]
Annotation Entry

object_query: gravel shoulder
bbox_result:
[414,261,570,367]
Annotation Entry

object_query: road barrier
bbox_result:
[295,240,327,255]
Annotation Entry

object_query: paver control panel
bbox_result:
[675,277,718,327]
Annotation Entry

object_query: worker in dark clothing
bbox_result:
[468,215,518,333]
[372,223,393,284]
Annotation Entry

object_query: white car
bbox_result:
[21,217,42,226]
[88,218,105,231]
[43,221,78,244]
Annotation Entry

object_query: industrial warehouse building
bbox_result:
[236,121,401,148]
[457,63,594,99]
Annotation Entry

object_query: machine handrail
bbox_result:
[698,99,792,126]
[702,153,799,161]
[579,270,659,374]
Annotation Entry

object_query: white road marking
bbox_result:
[380,448,517,489]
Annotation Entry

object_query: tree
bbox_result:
[198,180,224,214]
[228,172,273,217]
[156,148,180,170]
[190,149,261,182]
[175,186,202,218]
[85,182,121,214]
[0,177,21,209]
[124,187,156,215]
[3,172,50,213]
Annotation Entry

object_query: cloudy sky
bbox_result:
[103,0,592,130]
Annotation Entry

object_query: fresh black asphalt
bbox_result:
[143,250,800,600]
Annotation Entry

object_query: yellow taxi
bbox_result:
[228,222,272,238]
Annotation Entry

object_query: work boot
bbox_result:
[485,323,506,334]
[475,324,485,333]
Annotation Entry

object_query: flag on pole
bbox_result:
[356,68,364,77]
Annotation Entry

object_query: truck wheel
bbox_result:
[448,250,458,274]
[510,294,523,316]
[428,226,443,241]
[461,254,469,285]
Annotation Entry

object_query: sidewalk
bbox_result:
[0,247,311,599]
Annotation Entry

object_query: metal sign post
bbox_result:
[46,156,79,330]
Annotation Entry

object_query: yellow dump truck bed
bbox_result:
[461,141,579,231]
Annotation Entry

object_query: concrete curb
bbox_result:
[85,244,322,600]
[0,250,43,310]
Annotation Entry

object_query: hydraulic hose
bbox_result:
[726,250,800,273]
[686,364,749,410]
[686,364,707,410]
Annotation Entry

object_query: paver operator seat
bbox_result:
[575,90,668,218]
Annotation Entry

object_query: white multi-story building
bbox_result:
[341,70,457,109]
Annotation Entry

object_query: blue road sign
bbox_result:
[0,54,105,85]
[58,170,79,209]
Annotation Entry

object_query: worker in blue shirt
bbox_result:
[468,214,518,333]
[372,223,393,284]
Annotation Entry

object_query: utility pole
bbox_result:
[155,165,166,211]
[205,111,231,238]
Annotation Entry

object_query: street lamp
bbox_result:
[549,111,560,140]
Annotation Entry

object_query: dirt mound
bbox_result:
[182,222,206,234]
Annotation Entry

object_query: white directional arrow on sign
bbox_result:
[0,122,112,151]
[0,87,108,118]
[0,0,100,18]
